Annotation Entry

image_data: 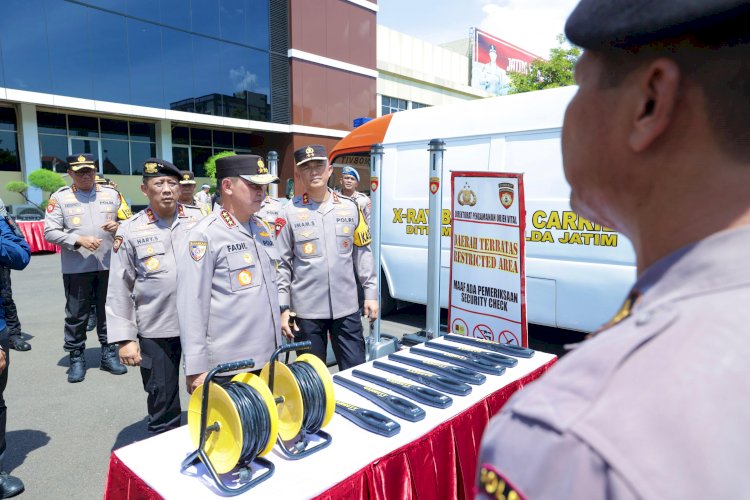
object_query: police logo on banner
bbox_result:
[190,241,207,261]
[499,182,514,209]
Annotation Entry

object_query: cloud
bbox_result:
[478,0,579,57]
[229,66,258,93]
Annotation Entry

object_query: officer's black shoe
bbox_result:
[86,307,97,332]
[0,472,24,498]
[8,336,30,352]
[68,349,86,383]
[100,344,127,375]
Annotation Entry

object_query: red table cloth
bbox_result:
[17,221,59,253]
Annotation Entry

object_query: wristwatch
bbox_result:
[280,305,290,313]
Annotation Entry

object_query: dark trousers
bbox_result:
[139,337,182,434]
[296,311,365,370]
[62,271,109,351]
[0,328,9,471]
[0,268,21,336]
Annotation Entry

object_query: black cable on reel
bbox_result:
[288,361,326,434]
[224,382,272,464]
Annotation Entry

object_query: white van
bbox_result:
[330,86,636,334]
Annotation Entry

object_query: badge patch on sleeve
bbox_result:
[47,198,57,213]
[113,236,123,253]
[274,217,287,237]
[476,464,526,500]
[190,241,208,261]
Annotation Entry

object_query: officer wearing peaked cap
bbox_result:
[44,154,127,383]
[477,2,750,499]
[178,170,210,216]
[276,145,377,370]
[106,158,204,434]
[177,154,281,393]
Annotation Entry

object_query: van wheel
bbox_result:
[380,271,397,317]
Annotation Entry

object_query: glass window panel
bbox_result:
[245,0,269,50]
[70,138,100,170]
[213,130,233,148]
[0,131,20,172]
[219,44,271,120]
[172,146,190,170]
[130,122,156,142]
[191,36,224,116]
[127,19,165,108]
[191,128,211,147]
[0,108,17,132]
[130,141,156,175]
[163,29,195,113]
[78,0,126,13]
[100,118,129,140]
[37,112,68,135]
[234,132,252,150]
[219,0,246,44]
[172,126,189,145]
[45,0,94,100]
[68,115,100,138]
[88,8,130,103]
[190,0,221,38]
[39,134,70,172]
[102,140,130,175]
[0,0,52,93]
[191,147,212,177]
[126,0,158,21]
[160,0,191,30]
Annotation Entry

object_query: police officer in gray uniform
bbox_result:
[106,159,204,434]
[476,2,750,499]
[177,154,282,394]
[256,194,285,230]
[339,165,371,226]
[277,145,377,370]
[44,154,127,383]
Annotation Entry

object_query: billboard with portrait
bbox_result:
[470,28,540,96]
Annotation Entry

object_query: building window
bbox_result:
[0,107,20,172]
[411,102,428,110]
[171,125,254,176]
[37,111,156,174]
[381,96,407,115]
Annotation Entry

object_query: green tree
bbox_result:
[204,151,236,182]
[6,170,66,211]
[508,34,581,94]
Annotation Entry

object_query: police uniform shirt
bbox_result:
[44,184,121,274]
[177,206,281,376]
[476,226,750,499]
[106,204,204,344]
[276,189,376,319]
[255,195,285,229]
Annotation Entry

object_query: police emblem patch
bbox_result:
[113,236,123,253]
[242,253,253,264]
[144,162,159,174]
[303,242,315,255]
[72,217,81,225]
[47,199,57,213]
[343,226,350,234]
[238,269,252,286]
[146,245,154,255]
[274,217,286,237]
[145,256,160,271]
[190,241,207,261]
[498,182,515,209]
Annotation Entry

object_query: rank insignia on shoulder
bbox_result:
[220,210,236,228]
[274,217,286,237]
[113,236,123,253]
[190,241,208,261]
[477,465,526,500]
[302,193,310,205]
[177,204,185,218]
[145,208,157,223]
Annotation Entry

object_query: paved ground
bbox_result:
[4,252,581,499]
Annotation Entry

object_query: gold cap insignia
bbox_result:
[77,155,86,163]
[305,146,314,158]
[144,162,159,174]
[183,174,190,180]
[257,159,268,174]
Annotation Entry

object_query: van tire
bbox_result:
[380,271,397,317]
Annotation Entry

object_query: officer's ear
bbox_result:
[140,180,149,197]
[628,57,681,153]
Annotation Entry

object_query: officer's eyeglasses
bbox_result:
[298,163,327,174]
[72,170,96,177]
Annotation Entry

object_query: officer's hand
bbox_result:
[76,235,103,251]
[119,340,142,366]
[187,372,207,394]
[0,349,6,375]
[101,221,119,234]
[363,300,379,323]
[280,310,297,340]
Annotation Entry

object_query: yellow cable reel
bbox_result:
[296,354,336,428]
[260,361,304,440]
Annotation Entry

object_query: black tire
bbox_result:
[380,271,397,317]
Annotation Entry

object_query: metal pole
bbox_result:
[267,150,279,198]
[370,144,384,344]
[426,139,445,339]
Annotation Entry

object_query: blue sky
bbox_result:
[377,0,579,58]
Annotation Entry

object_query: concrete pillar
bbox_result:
[16,103,43,205]
[156,119,172,162]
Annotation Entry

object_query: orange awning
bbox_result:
[330,114,393,161]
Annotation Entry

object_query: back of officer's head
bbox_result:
[566,0,750,162]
